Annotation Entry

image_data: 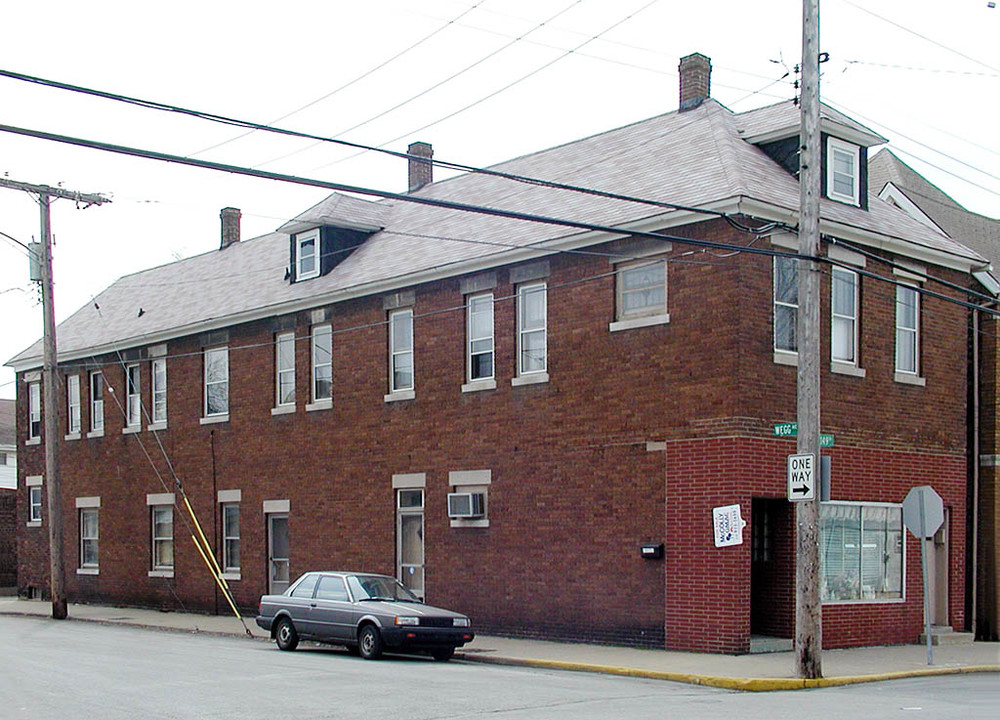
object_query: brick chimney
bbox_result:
[220,207,241,249]
[407,141,433,192]
[678,53,712,111]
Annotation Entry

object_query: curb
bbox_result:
[456,654,1000,692]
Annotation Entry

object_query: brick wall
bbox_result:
[14,218,973,651]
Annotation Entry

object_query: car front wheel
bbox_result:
[358,624,383,660]
[275,617,299,651]
[431,647,455,662]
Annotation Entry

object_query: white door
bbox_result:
[268,514,290,595]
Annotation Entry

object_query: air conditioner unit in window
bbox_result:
[447,492,485,519]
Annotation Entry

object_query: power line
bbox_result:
[844,58,999,78]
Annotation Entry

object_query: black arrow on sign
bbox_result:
[792,484,812,496]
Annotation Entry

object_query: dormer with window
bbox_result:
[281,192,387,284]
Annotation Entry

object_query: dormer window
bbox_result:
[827,137,860,205]
[295,229,320,281]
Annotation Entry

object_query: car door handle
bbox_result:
[310,603,317,608]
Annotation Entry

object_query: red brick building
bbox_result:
[6,56,990,652]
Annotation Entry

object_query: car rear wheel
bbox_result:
[275,617,299,651]
[358,624,383,660]
[431,647,455,662]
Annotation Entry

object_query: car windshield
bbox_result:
[347,575,419,602]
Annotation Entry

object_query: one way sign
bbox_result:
[787,453,815,501]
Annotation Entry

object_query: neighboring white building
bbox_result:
[0,399,15,490]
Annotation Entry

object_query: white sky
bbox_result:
[1,0,997,399]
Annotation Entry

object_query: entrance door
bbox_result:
[397,489,424,599]
[268,514,290,596]
[927,509,950,626]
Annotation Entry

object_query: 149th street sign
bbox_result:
[787,453,815,501]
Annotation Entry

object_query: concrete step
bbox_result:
[749,635,793,654]
[918,626,976,646]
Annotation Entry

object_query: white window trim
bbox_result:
[894,283,922,381]
[203,346,229,419]
[311,324,333,404]
[827,137,861,206]
[67,375,81,437]
[151,357,167,427]
[150,503,175,576]
[125,363,141,429]
[467,293,495,383]
[773,256,798,357]
[820,500,906,605]
[28,382,41,442]
[79,506,99,572]
[89,371,104,435]
[295,229,320,281]
[388,308,414,395]
[830,267,862,372]
[221,502,240,575]
[517,282,547,378]
[274,331,296,410]
[613,258,668,326]
[448,470,491,529]
[28,483,43,526]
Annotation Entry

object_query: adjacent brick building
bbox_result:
[7,56,991,652]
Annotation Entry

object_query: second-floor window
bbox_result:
[895,285,920,375]
[773,257,798,354]
[295,230,319,281]
[389,309,414,393]
[831,268,859,365]
[67,375,81,435]
[518,283,547,375]
[616,258,667,320]
[467,294,494,382]
[275,332,295,407]
[151,358,167,425]
[28,382,40,441]
[125,364,141,428]
[29,486,42,523]
[90,371,104,433]
[204,347,229,417]
[312,325,332,402]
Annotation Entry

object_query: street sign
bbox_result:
[902,486,944,539]
[787,453,815,501]
[773,423,835,447]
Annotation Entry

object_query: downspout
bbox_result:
[971,307,979,638]
[211,429,219,617]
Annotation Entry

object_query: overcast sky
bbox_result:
[1,0,997,399]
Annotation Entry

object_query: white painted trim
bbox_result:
[773,351,798,367]
[877,184,941,231]
[831,362,866,378]
[610,313,670,332]
[200,414,229,425]
[306,399,333,412]
[147,493,175,506]
[147,422,167,432]
[76,568,99,576]
[894,372,926,387]
[26,521,41,528]
[64,433,81,442]
[450,518,490,529]
[25,438,40,446]
[392,473,427,489]
[384,390,415,403]
[263,499,290,514]
[76,496,101,508]
[217,489,242,503]
[461,379,496,393]
[122,426,141,435]
[86,429,105,439]
[148,570,174,578]
[221,572,241,582]
[512,372,549,387]
[271,405,296,416]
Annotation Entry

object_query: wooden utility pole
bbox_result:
[0,178,110,620]
[795,0,823,679]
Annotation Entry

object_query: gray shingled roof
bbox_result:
[869,149,1000,265]
[6,99,986,370]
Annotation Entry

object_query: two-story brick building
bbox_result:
[7,55,991,652]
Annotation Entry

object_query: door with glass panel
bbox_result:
[397,489,424,599]
[267,514,290,596]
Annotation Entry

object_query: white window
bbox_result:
[80,508,99,569]
[831,267,859,365]
[28,382,40,441]
[275,332,295,407]
[152,505,174,570]
[222,503,240,573]
[125,364,141,428]
[151,358,167,425]
[773,257,798,354]
[820,503,903,603]
[29,486,42,523]
[389,309,414,393]
[295,229,320,281]
[90,371,104,433]
[204,347,229,417]
[616,258,667,320]
[895,285,919,375]
[311,325,332,402]
[518,283,547,376]
[67,375,81,435]
[467,293,494,382]
[827,137,860,205]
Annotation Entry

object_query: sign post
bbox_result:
[902,486,945,666]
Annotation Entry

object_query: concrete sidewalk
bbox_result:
[2,596,997,691]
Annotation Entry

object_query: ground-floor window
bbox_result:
[152,505,174,570]
[80,508,99,569]
[222,504,240,573]
[820,503,903,602]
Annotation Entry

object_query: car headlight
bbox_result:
[453,617,471,628]
[394,616,420,626]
